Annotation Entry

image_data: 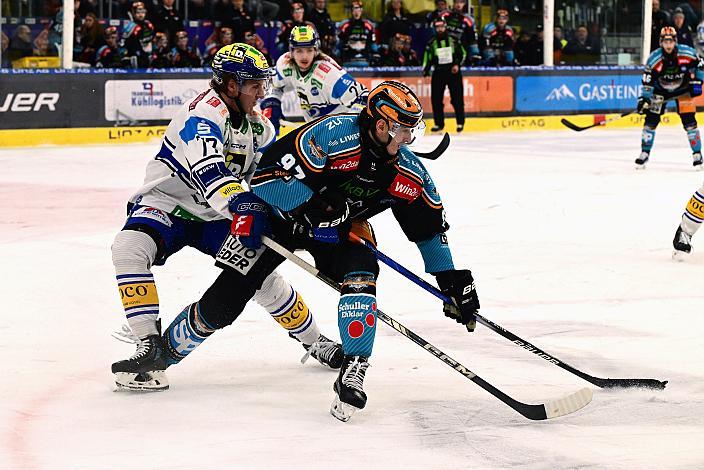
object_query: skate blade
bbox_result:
[114,371,169,392]
[672,249,690,261]
[694,165,703,172]
[330,396,360,422]
[635,163,647,170]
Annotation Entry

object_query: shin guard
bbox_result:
[641,126,656,153]
[338,272,377,357]
[162,303,216,366]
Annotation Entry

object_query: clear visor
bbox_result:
[388,119,426,146]
[240,76,273,97]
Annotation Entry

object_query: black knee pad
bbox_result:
[681,113,697,130]
[644,112,661,129]
[341,272,377,296]
[197,270,259,329]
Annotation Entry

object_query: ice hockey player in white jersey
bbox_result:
[110,43,342,391]
[259,25,368,134]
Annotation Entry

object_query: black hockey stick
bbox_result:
[262,235,592,421]
[560,111,635,132]
[413,132,451,160]
[346,233,668,390]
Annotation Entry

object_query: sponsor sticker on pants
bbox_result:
[215,234,265,274]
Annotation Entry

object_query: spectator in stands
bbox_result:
[188,0,208,20]
[123,1,155,67]
[379,0,412,50]
[673,7,694,46]
[441,0,479,65]
[426,0,449,28]
[562,24,599,65]
[47,0,84,57]
[481,7,514,66]
[152,0,183,44]
[337,0,378,66]
[308,0,337,58]
[150,32,171,67]
[96,26,128,67]
[513,29,533,66]
[204,26,234,64]
[423,18,465,133]
[380,32,418,66]
[7,25,34,65]
[553,25,566,64]
[650,0,671,52]
[171,30,201,67]
[244,28,273,65]
[76,12,105,64]
[277,2,313,54]
[1,32,10,68]
[216,0,255,41]
[248,0,279,22]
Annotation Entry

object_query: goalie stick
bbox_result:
[347,233,668,390]
[560,112,635,132]
[261,235,592,421]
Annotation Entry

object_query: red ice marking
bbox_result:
[365,313,375,328]
[348,320,364,338]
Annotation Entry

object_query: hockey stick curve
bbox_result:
[347,233,668,390]
[261,235,592,421]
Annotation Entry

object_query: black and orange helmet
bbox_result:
[366,81,423,128]
[660,26,677,44]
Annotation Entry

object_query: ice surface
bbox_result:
[1,128,703,469]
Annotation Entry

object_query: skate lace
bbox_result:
[111,324,138,344]
[341,358,370,391]
[300,337,337,364]
[678,230,692,244]
[131,338,152,360]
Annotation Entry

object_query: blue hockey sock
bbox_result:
[641,127,656,153]
[162,303,216,366]
[687,128,702,153]
[338,272,377,357]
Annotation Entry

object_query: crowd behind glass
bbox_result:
[2,0,703,69]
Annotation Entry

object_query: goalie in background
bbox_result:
[636,26,704,169]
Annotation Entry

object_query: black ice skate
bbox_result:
[330,355,370,422]
[693,152,703,170]
[430,125,444,133]
[291,333,344,369]
[112,335,169,391]
[672,226,692,260]
[635,151,649,169]
[456,124,464,133]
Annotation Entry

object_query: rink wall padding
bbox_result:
[2,66,703,147]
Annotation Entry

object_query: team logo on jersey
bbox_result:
[388,174,421,201]
[311,87,319,96]
[207,97,222,108]
[329,155,360,171]
[251,122,264,135]
[131,206,173,227]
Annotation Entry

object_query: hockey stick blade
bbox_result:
[262,236,592,421]
[346,233,668,390]
[560,112,634,132]
[414,132,450,160]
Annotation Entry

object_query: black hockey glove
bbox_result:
[434,269,480,332]
[637,97,650,114]
[690,79,703,97]
[299,192,350,244]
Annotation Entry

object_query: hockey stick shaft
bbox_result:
[347,233,667,390]
[560,111,634,132]
[261,235,592,420]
